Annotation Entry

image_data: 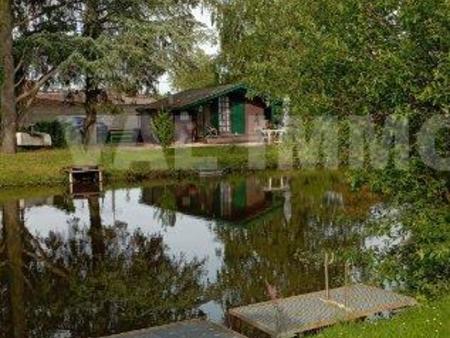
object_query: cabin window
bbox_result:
[218,96,231,133]
[180,111,190,121]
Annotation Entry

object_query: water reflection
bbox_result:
[141,176,279,225]
[0,172,379,338]
[1,195,206,337]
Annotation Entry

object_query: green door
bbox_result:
[231,101,246,134]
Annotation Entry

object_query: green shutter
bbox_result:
[231,100,246,134]
[232,180,247,211]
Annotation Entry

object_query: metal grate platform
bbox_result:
[99,320,247,338]
[229,284,417,338]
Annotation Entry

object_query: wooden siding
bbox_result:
[245,99,268,135]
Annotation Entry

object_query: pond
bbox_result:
[0,171,385,338]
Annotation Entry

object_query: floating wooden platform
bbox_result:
[67,165,103,183]
[229,284,417,338]
[100,320,247,338]
[66,166,103,195]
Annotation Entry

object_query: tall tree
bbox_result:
[214,0,450,123]
[1,0,79,153]
[13,0,80,123]
[3,0,209,149]
[0,0,17,153]
[64,0,206,145]
[169,50,219,91]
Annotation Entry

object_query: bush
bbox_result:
[151,110,175,149]
[34,120,68,148]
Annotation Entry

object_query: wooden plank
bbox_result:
[98,320,247,338]
[229,284,417,338]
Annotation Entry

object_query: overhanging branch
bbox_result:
[15,67,58,104]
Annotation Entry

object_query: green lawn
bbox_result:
[0,145,281,187]
[317,295,450,338]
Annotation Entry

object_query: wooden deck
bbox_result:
[228,284,417,338]
[99,320,247,338]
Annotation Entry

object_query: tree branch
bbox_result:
[15,67,58,104]
[14,75,26,89]
[14,53,25,74]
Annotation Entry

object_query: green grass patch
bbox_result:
[317,295,450,338]
[0,145,281,187]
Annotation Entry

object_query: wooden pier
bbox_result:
[228,284,417,338]
[100,320,247,338]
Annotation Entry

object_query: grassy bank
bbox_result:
[0,145,281,187]
[317,295,450,338]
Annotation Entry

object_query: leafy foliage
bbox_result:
[151,110,175,149]
[2,0,213,145]
[215,0,449,122]
[33,120,68,148]
[0,205,205,338]
[213,0,450,301]
[48,0,206,94]
[169,50,219,91]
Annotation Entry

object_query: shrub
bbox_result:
[151,110,175,149]
[34,120,68,148]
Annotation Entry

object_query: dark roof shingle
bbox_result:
[139,84,244,113]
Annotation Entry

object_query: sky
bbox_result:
[157,7,219,94]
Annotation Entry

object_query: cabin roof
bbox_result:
[137,83,246,114]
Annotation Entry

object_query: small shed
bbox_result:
[137,84,281,144]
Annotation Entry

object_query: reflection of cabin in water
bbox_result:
[140,177,281,224]
[263,176,289,192]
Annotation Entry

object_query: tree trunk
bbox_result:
[87,195,105,269]
[82,0,101,147]
[83,82,99,146]
[0,0,17,154]
[3,200,27,338]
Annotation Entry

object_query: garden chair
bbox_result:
[204,124,219,138]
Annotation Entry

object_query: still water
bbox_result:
[0,172,381,338]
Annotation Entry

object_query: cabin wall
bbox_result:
[27,103,141,145]
[245,99,268,135]
[174,111,195,144]
[246,176,269,208]
[25,104,140,130]
[139,114,154,143]
[139,91,274,145]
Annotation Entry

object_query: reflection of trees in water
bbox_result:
[0,197,206,338]
[1,201,26,338]
[210,174,371,313]
[154,187,177,228]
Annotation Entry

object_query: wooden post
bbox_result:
[69,170,74,194]
[324,253,329,300]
